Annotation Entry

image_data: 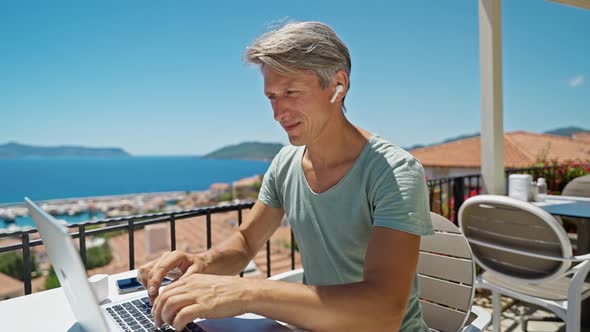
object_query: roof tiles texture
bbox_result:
[409,131,590,168]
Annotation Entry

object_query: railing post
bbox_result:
[79,225,87,268]
[438,180,443,213]
[453,177,465,223]
[206,211,212,250]
[428,182,434,210]
[447,180,452,220]
[238,208,244,277]
[476,176,481,194]
[22,233,32,295]
[128,219,135,270]
[170,215,176,251]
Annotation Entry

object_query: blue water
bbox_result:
[6,212,107,229]
[1,156,270,204]
[1,157,270,229]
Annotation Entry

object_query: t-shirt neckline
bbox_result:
[298,135,377,196]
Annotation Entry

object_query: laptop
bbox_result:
[25,197,293,332]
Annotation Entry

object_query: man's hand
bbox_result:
[152,274,250,330]
[137,250,208,304]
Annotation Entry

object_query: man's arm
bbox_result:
[140,200,284,302]
[197,200,285,275]
[245,226,421,332]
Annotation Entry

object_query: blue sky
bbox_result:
[1,0,588,156]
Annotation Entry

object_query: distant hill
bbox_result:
[544,126,589,137]
[404,132,480,151]
[405,126,589,151]
[203,142,283,161]
[0,142,131,158]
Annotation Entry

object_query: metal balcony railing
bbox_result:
[426,165,586,223]
[0,201,297,296]
[427,173,482,222]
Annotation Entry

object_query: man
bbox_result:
[138,21,434,331]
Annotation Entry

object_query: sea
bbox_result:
[0,157,271,229]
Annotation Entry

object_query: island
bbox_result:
[202,142,284,161]
[0,142,131,158]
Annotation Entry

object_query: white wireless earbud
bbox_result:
[330,84,344,103]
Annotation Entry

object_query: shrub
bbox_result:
[529,159,589,194]
[217,191,234,202]
[0,251,41,281]
[85,242,113,270]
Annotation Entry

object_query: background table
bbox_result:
[534,195,590,327]
[535,195,590,254]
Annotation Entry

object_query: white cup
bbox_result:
[88,274,109,303]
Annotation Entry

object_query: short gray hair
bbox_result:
[245,21,351,99]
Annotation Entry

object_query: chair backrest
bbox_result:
[458,195,572,284]
[562,174,590,198]
[418,212,475,332]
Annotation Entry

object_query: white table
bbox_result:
[534,195,590,253]
[0,269,304,332]
[534,195,590,327]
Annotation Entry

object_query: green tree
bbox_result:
[0,251,40,281]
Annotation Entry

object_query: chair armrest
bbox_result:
[573,253,590,262]
[461,305,491,332]
[268,268,304,283]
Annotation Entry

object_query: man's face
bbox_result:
[263,67,335,146]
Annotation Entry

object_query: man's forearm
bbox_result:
[243,279,407,332]
[196,200,283,276]
[197,231,254,276]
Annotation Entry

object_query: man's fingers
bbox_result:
[152,282,190,327]
[160,293,196,326]
[148,253,184,302]
[173,303,202,331]
[178,265,196,280]
[137,264,152,288]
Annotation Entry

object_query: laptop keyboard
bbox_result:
[106,296,205,332]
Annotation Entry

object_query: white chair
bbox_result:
[562,175,590,254]
[459,195,590,332]
[270,212,491,332]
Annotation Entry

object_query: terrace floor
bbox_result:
[474,294,590,332]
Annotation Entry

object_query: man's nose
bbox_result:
[272,97,287,122]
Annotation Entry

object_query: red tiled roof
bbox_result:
[209,183,231,190]
[409,131,590,168]
[573,132,590,142]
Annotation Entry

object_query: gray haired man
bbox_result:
[139,21,434,332]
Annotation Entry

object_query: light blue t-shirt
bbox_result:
[258,135,434,331]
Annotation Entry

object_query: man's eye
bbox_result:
[286,90,298,95]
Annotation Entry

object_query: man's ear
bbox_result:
[333,70,349,96]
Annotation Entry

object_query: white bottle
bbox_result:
[537,178,547,202]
